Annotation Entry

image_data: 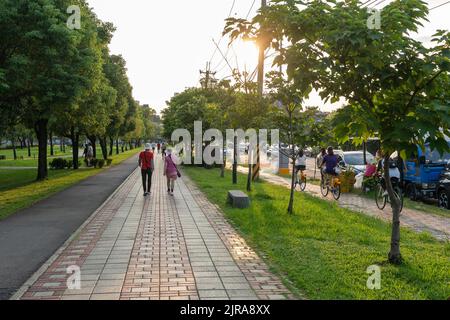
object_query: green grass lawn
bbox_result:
[0,148,140,220]
[0,146,113,167]
[183,166,450,300]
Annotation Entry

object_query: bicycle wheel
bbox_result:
[375,184,387,210]
[300,177,307,191]
[394,187,404,214]
[332,184,341,200]
[320,178,329,197]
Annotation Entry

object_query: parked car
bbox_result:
[437,164,450,209]
[335,151,375,174]
[404,138,450,202]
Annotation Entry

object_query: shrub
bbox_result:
[0,155,6,160]
[362,176,377,192]
[339,170,356,193]
[97,159,105,168]
[91,158,99,168]
[106,159,113,166]
[50,158,68,170]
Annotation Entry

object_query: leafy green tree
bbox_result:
[0,0,108,179]
[267,71,316,214]
[104,54,132,155]
[226,0,450,263]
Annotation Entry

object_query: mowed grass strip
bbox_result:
[0,149,140,220]
[183,166,450,300]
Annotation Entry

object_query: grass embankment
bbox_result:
[183,166,450,300]
[0,148,140,220]
[0,146,109,167]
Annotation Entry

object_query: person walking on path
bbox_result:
[157,143,161,154]
[139,143,155,196]
[164,149,180,195]
[83,143,94,167]
[161,143,167,157]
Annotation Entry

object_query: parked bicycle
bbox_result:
[374,174,404,213]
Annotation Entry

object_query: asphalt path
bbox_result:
[0,155,139,300]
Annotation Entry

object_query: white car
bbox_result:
[336,151,375,174]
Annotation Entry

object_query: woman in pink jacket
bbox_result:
[164,149,180,195]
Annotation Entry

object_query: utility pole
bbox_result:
[252,0,267,182]
[200,62,217,89]
[257,0,267,97]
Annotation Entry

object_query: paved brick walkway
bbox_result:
[12,157,295,300]
[242,167,449,241]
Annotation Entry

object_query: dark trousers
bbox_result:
[141,169,153,193]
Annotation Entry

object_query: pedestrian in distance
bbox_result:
[164,149,181,196]
[139,143,155,197]
[83,143,94,167]
[161,143,167,157]
[157,143,161,154]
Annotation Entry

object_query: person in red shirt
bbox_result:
[139,143,155,196]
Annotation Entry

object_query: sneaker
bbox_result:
[143,192,148,197]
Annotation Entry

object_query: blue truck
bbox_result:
[404,138,450,208]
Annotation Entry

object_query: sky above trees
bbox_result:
[88,0,450,114]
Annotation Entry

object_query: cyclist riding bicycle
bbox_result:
[321,147,339,177]
[295,149,307,181]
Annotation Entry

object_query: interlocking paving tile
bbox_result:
[16,157,296,300]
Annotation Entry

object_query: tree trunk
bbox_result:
[287,154,296,215]
[49,132,54,156]
[18,137,23,149]
[99,137,108,160]
[287,113,295,215]
[35,119,49,181]
[116,139,119,155]
[70,127,80,170]
[232,135,237,184]
[384,155,402,264]
[27,138,31,157]
[12,138,17,160]
[109,137,114,157]
[247,150,252,191]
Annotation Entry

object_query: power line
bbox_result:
[212,38,244,85]
[246,0,257,19]
[368,0,388,8]
[209,0,237,65]
[361,0,379,8]
[214,0,259,76]
[430,0,450,10]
